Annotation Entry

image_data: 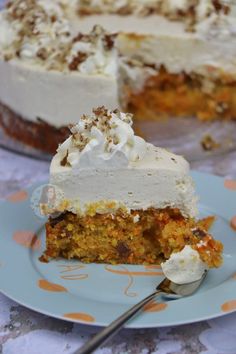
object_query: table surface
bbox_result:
[0,146,236,354]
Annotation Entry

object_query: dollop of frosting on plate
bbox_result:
[57,106,147,170]
[161,245,208,284]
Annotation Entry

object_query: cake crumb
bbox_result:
[38,254,49,263]
[133,214,140,223]
[201,134,221,151]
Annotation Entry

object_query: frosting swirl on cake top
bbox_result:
[0,0,72,62]
[57,106,147,169]
[0,0,117,75]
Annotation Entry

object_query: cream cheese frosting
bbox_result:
[0,59,119,126]
[77,13,236,78]
[50,107,198,217]
[161,245,208,284]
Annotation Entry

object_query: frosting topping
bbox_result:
[161,245,208,284]
[67,25,117,76]
[1,0,72,63]
[0,1,117,76]
[78,0,232,28]
[57,106,147,169]
[196,11,236,39]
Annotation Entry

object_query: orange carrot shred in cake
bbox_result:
[41,107,223,283]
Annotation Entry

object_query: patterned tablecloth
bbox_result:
[0,146,236,354]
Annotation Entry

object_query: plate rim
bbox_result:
[0,170,236,328]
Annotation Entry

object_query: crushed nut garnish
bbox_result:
[60,150,70,166]
[78,0,231,31]
[1,3,116,75]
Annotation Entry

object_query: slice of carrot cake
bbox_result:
[41,106,223,280]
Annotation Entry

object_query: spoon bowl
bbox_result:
[157,270,208,299]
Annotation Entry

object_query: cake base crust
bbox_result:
[42,208,223,267]
[0,101,70,154]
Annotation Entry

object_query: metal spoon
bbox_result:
[74,271,208,354]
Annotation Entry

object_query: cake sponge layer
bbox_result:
[42,208,223,267]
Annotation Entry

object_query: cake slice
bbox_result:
[41,107,223,279]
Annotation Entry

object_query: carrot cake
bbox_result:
[0,0,236,153]
[41,107,223,281]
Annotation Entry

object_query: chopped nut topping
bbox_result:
[1,3,117,75]
[66,107,135,154]
[60,149,70,166]
[103,33,116,50]
[1,0,72,66]
[36,47,48,60]
[68,52,88,71]
[212,0,230,14]
[67,25,117,74]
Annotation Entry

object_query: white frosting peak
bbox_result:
[161,245,208,284]
[197,12,236,40]
[0,1,117,76]
[0,12,17,49]
[67,26,118,76]
[0,0,72,64]
[57,107,147,169]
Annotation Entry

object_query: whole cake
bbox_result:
[41,107,223,283]
[0,0,236,153]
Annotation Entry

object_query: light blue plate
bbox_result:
[0,171,236,328]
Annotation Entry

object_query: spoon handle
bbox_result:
[74,290,161,354]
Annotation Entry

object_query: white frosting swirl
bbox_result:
[0,12,18,49]
[197,0,215,21]
[67,26,117,76]
[0,0,72,63]
[0,1,117,76]
[57,107,147,170]
[197,12,236,40]
[161,245,208,284]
